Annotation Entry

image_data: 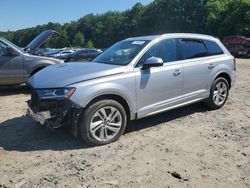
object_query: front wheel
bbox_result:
[204,77,229,110]
[79,99,127,146]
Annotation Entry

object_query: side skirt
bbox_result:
[137,97,206,120]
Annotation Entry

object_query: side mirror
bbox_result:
[142,57,163,69]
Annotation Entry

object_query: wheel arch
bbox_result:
[85,94,133,120]
[30,66,47,76]
[214,72,231,89]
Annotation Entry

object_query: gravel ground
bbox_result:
[0,59,249,188]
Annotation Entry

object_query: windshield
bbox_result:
[93,40,149,65]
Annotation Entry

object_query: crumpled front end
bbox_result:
[27,89,81,130]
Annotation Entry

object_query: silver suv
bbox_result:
[27,33,236,146]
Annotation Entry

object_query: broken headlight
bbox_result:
[37,87,76,100]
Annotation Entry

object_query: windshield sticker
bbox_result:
[132,41,146,45]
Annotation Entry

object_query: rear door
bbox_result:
[179,38,224,100]
[0,40,24,85]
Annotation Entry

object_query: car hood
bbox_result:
[23,53,64,63]
[27,62,126,89]
[25,30,61,54]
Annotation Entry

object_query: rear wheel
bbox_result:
[204,77,229,110]
[79,99,127,146]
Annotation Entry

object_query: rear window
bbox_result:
[180,39,207,59]
[204,40,224,56]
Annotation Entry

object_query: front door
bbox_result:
[135,38,183,118]
[0,41,23,85]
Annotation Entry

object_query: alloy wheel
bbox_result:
[213,81,228,106]
[90,106,122,142]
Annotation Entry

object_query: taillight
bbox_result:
[233,58,236,71]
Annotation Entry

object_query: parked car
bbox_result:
[0,30,63,86]
[47,49,64,56]
[27,33,236,146]
[33,48,50,56]
[65,48,103,62]
[49,49,75,60]
[222,36,250,57]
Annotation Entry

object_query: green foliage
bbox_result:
[86,40,94,48]
[205,0,250,37]
[73,31,85,47]
[1,0,249,49]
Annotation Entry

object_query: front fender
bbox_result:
[69,73,137,119]
[23,54,61,75]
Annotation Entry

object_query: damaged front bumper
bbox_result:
[26,90,82,129]
[27,105,53,125]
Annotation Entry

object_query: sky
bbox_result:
[0,0,153,32]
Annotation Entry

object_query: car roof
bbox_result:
[126,33,217,41]
[224,36,247,39]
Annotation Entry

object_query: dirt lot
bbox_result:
[0,59,249,188]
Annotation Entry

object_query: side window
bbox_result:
[79,50,86,54]
[180,39,207,60]
[137,39,177,67]
[204,40,224,56]
[146,39,177,63]
[0,41,8,56]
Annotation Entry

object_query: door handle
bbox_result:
[173,69,181,76]
[208,64,214,69]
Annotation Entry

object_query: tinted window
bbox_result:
[89,49,96,53]
[79,50,87,53]
[180,39,207,60]
[204,40,224,56]
[0,41,8,56]
[146,39,177,62]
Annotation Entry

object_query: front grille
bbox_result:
[30,90,60,113]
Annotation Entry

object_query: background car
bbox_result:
[222,36,250,57]
[0,30,63,86]
[66,48,103,62]
[48,49,75,60]
[47,48,103,62]
[33,48,50,56]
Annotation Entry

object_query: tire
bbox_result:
[204,77,229,110]
[79,99,127,146]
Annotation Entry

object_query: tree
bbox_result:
[86,40,94,48]
[72,31,85,47]
[1,0,249,49]
[205,0,250,37]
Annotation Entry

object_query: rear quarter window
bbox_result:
[204,40,224,56]
[180,39,207,60]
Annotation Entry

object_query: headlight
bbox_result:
[37,87,76,100]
